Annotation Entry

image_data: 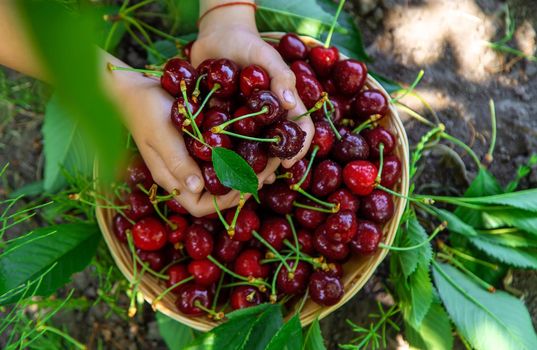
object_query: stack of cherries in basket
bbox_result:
[111,33,402,318]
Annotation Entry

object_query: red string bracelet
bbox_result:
[197,1,257,27]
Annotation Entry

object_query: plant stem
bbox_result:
[379,221,446,251]
[212,196,230,230]
[252,231,292,271]
[440,132,482,169]
[137,18,179,42]
[218,129,279,143]
[375,143,385,184]
[352,114,383,134]
[293,146,319,189]
[395,102,436,127]
[390,69,424,103]
[293,201,336,213]
[323,100,342,140]
[192,74,207,101]
[438,242,499,270]
[107,62,162,77]
[207,255,271,289]
[292,93,328,121]
[485,98,497,164]
[436,253,496,292]
[192,84,220,120]
[152,276,194,308]
[123,0,156,14]
[324,0,346,48]
[286,215,300,274]
[180,82,204,141]
[212,107,268,132]
[228,193,245,237]
[294,187,337,209]
[38,325,86,350]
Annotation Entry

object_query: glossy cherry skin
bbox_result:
[184,225,214,260]
[353,89,388,120]
[137,249,167,271]
[350,220,383,255]
[166,264,190,293]
[215,231,243,263]
[132,217,167,251]
[333,59,367,95]
[310,121,336,157]
[290,60,315,76]
[187,131,232,162]
[261,181,298,215]
[225,208,260,242]
[278,33,308,61]
[311,96,343,123]
[260,217,292,251]
[297,229,315,254]
[295,200,326,230]
[309,271,344,306]
[202,109,230,131]
[321,77,338,96]
[176,284,212,316]
[325,210,358,243]
[112,214,131,243]
[343,160,378,196]
[207,58,239,98]
[332,133,370,163]
[230,286,264,310]
[201,163,231,195]
[327,189,359,212]
[360,190,394,224]
[234,249,270,278]
[276,260,312,294]
[232,106,262,137]
[247,90,284,125]
[309,46,339,77]
[166,245,184,262]
[187,259,221,286]
[126,154,153,190]
[325,261,344,278]
[125,191,154,220]
[161,58,197,96]
[375,155,402,188]
[295,73,323,109]
[363,127,396,158]
[170,97,204,132]
[311,160,343,197]
[314,225,350,261]
[167,215,189,245]
[192,216,222,235]
[236,140,268,173]
[240,64,270,96]
[265,121,306,159]
[166,198,188,214]
[207,95,235,113]
[285,159,311,190]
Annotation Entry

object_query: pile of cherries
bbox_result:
[111,33,402,319]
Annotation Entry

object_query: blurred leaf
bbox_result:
[399,263,433,328]
[485,209,537,236]
[432,207,478,237]
[94,5,126,52]
[472,231,537,248]
[467,236,537,268]
[397,217,432,277]
[405,301,453,350]
[147,40,180,65]
[212,147,258,197]
[505,154,537,192]
[242,303,284,350]
[162,0,199,35]
[8,180,44,198]
[433,262,537,350]
[302,318,326,350]
[0,223,100,305]
[17,2,126,184]
[156,312,197,350]
[453,189,537,213]
[42,95,93,193]
[266,315,303,350]
[369,71,402,94]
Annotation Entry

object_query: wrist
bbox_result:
[198,1,257,34]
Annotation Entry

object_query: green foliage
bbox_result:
[397,263,433,329]
[302,318,326,350]
[405,301,453,350]
[433,262,537,350]
[266,314,303,350]
[467,236,537,269]
[148,40,181,65]
[396,217,433,277]
[212,147,259,197]
[156,312,198,349]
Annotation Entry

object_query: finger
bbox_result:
[188,190,244,217]
[139,146,182,195]
[256,158,280,187]
[264,173,276,185]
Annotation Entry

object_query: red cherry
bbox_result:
[325,261,344,278]
[240,64,270,96]
[321,78,338,96]
[297,229,315,255]
[167,215,189,245]
[170,97,204,132]
[232,106,262,136]
[230,286,265,310]
[278,33,308,61]
[247,90,284,125]
[225,208,260,242]
[308,46,339,77]
[285,159,312,190]
[192,216,222,233]
[166,245,184,262]
[207,58,239,98]
[166,264,190,293]
[126,154,153,190]
[295,73,323,109]
[290,60,315,76]
[236,140,268,173]
[166,198,188,215]
[309,271,344,306]
[265,121,306,159]
[276,260,312,294]
[161,58,197,96]
[132,217,167,251]
[234,249,270,278]
[350,220,383,255]
[187,131,232,162]
[363,127,396,158]
[137,249,167,271]
[215,232,243,263]
[343,160,378,196]
[325,210,358,243]
[187,259,221,286]
[260,181,298,215]
[375,155,402,188]
[176,284,212,316]
[311,96,344,123]
[207,95,235,113]
[310,121,335,157]
[201,163,231,195]
[311,160,343,197]
[327,189,360,212]
[333,59,367,95]
[332,133,370,163]
[260,217,292,251]
[184,225,214,260]
[294,200,326,230]
[202,109,230,131]
[113,214,131,243]
[353,89,388,120]
[313,225,350,261]
[360,190,394,224]
[124,191,154,220]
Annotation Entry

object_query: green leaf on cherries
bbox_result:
[212,147,258,198]
[302,317,327,350]
[266,314,303,350]
[397,217,433,277]
[405,300,454,350]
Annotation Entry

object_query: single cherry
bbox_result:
[333,59,367,95]
[201,163,231,195]
[132,217,167,251]
[290,60,315,76]
[192,217,222,234]
[234,249,270,278]
[285,158,312,190]
[343,160,378,196]
[261,181,298,215]
[375,155,402,188]
[126,154,153,190]
[166,198,188,214]
[360,190,395,224]
[207,95,235,113]
[170,96,204,132]
[297,229,315,254]
[363,127,396,158]
[236,140,268,173]
[332,132,370,163]
[240,64,270,96]
[309,271,344,306]
[230,286,265,310]
[202,109,230,131]
[184,225,214,260]
[353,89,388,120]
[167,215,189,245]
[321,77,338,96]
[187,131,232,162]
[278,33,308,61]
[325,210,358,243]
[309,46,339,77]
[137,249,167,271]
[161,58,197,96]
[113,214,131,243]
[260,217,292,251]
[187,259,221,286]
[325,261,344,278]
[231,106,262,136]
[327,189,359,212]
[247,90,284,125]
[311,96,343,123]
[166,264,190,293]
[310,121,336,157]
[176,284,212,316]
[207,58,239,98]
[125,191,154,220]
[276,260,312,294]
[311,160,343,197]
[295,73,323,109]
[294,200,326,230]
[265,120,306,159]
[215,231,243,263]
[313,225,350,261]
[225,208,260,242]
[350,220,383,255]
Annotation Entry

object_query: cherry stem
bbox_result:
[207,255,271,289]
[352,114,383,134]
[212,196,230,230]
[435,254,496,293]
[107,62,162,77]
[292,146,319,190]
[390,69,424,103]
[217,129,279,143]
[296,289,309,315]
[282,240,325,269]
[192,73,207,102]
[123,0,157,14]
[252,231,292,272]
[211,107,269,133]
[439,132,482,169]
[194,300,225,319]
[159,257,188,275]
[485,99,497,165]
[212,272,226,310]
[293,201,338,213]
[437,240,499,271]
[180,81,204,141]
[324,0,346,48]
[137,183,178,203]
[228,193,246,237]
[152,201,177,230]
[270,251,294,300]
[292,93,329,121]
[192,83,220,120]
[276,173,292,180]
[375,184,430,205]
[286,214,300,274]
[126,232,170,280]
[375,143,385,185]
[151,275,194,309]
[323,100,342,140]
[379,221,446,251]
[294,187,337,209]
[182,127,209,147]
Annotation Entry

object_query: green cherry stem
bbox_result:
[324,0,346,48]
[292,92,329,121]
[270,252,294,300]
[437,241,499,271]
[127,232,170,280]
[182,127,209,147]
[293,146,319,189]
[151,275,194,309]
[374,143,385,185]
[212,196,230,231]
[375,184,431,205]
[207,255,271,289]
[352,114,383,134]
[153,201,177,230]
[228,193,246,237]
[484,98,497,165]
[282,241,324,269]
[192,73,207,102]
[192,83,220,120]
[378,221,446,251]
[194,300,225,319]
[252,231,292,272]
[107,62,162,77]
[294,187,337,209]
[293,201,337,213]
[439,132,482,169]
[435,254,496,292]
[390,69,424,103]
[323,100,342,140]
[211,107,269,133]
[217,129,279,143]
[180,81,204,141]
[211,272,226,310]
[123,0,156,14]
[286,214,300,274]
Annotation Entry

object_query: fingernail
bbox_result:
[283,90,296,105]
[186,175,201,192]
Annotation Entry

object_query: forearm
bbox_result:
[198,0,257,33]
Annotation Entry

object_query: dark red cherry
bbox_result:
[314,225,350,261]
[232,106,262,136]
[234,249,270,278]
[327,189,359,212]
[375,155,402,188]
[332,132,370,163]
[321,78,338,96]
[187,259,221,286]
[260,217,292,251]
[166,264,190,293]
[339,96,355,118]
[363,127,396,158]
[265,121,306,159]
[126,154,153,190]
[225,208,260,242]
[325,261,344,278]
[207,58,239,98]
[360,190,394,224]
[187,131,232,162]
[166,198,188,215]
[236,140,268,173]
[310,121,335,157]
[297,229,315,254]
[137,249,167,271]
[182,41,194,61]
[350,220,383,255]
[240,64,270,96]
[311,96,343,123]
[176,284,212,316]
[285,159,311,190]
[295,200,326,230]
[125,191,154,220]
[261,181,298,215]
[166,245,184,262]
[309,46,339,77]
[161,58,197,96]
[290,60,315,76]
[184,225,213,260]
[333,59,367,95]
[201,163,231,195]
[215,232,243,263]
[295,73,323,109]
[132,217,167,251]
[247,90,284,125]
[197,58,213,92]
[167,215,189,245]
[202,109,230,131]
[311,160,342,197]
[191,217,222,235]
[309,271,344,306]
[230,286,264,310]
[170,97,204,132]
[325,210,358,243]
[113,214,132,243]
[343,160,378,196]
[353,89,388,120]
[276,260,312,294]
[278,33,308,61]
[207,95,235,113]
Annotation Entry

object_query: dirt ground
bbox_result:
[1,0,536,349]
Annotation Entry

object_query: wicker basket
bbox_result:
[96,33,410,332]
